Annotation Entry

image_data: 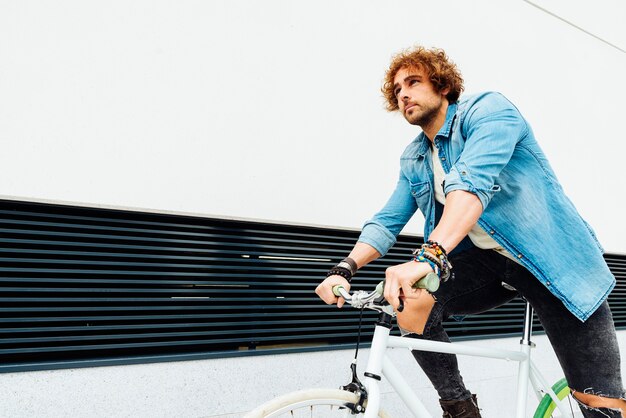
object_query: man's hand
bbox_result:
[315,275,351,308]
[384,261,434,311]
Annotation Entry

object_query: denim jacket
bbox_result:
[358,92,615,321]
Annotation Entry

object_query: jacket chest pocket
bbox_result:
[410,180,431,208]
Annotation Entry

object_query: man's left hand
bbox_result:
[383,261,434,311]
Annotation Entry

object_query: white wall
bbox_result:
[1,0,625,251]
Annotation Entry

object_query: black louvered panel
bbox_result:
[0,198,624,373]
[605,254,626,330]
[0,199,371,371]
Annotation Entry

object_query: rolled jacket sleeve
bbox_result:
[444,93,529,210]
[358,170,418,256]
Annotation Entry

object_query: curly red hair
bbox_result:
[382,46,464,111]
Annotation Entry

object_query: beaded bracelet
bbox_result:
[412,253,440,276]
[418,249,443,270]
[426,240,448,257]
[414,249,442,275]
[412,241,453,282]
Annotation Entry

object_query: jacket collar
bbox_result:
[437,102,458,139]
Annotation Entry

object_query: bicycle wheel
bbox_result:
[533,378,580,418]
[244,388,390,418]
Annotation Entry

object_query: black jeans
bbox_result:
[404,247,625,418]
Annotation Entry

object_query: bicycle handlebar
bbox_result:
[412,272,440,292]
[331,272,440,312]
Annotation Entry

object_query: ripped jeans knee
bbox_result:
[396,292,437,335]
[571,388,626,418]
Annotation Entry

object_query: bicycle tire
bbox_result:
[244,388,391,418]
[533,378,578,418]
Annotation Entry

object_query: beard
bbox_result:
[403,100,442,128]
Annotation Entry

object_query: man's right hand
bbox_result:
[315,275,351,308]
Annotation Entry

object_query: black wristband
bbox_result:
[337,257,358,276]
[326,267,352,282]
[343,257,358,273]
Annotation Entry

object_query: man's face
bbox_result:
[393,66,446,127]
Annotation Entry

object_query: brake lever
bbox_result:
[381,279,404,312]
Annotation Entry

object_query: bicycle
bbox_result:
[244,278,579,418]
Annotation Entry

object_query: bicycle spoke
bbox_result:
[549,394,579,418]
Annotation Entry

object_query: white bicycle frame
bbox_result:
[359,302,571,418]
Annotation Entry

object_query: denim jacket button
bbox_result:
[441,157,446,161]
[546,281,551,286]
[489,230,495,235]
[517,253,523,259]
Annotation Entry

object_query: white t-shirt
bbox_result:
[431,145,519,263]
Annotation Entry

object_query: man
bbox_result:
[316,46,625,418]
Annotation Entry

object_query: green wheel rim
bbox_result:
[533,378,571,418]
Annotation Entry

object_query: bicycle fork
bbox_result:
[362,311,433,418]
[362,312,392,418]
